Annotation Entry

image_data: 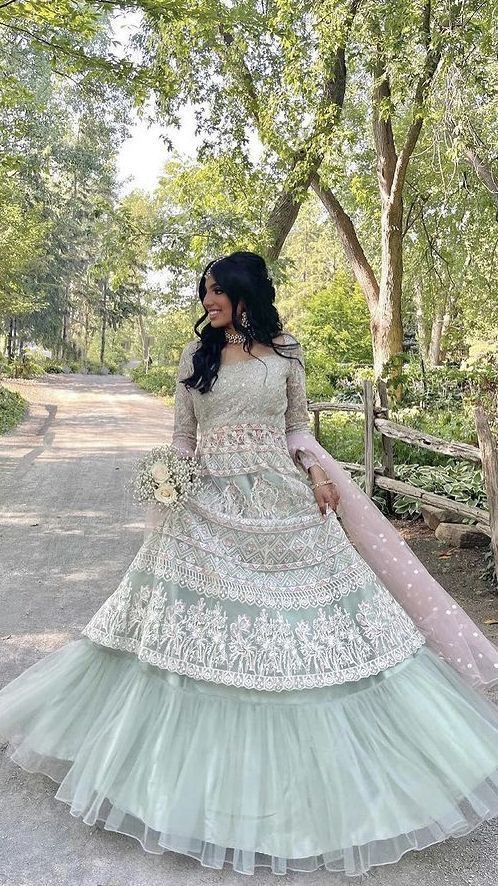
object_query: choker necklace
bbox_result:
[224,330,246,344]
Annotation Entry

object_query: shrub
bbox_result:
[2,355,45,379]
[306,360,373,403]
[0,385,26,433]
[318,411,382,465]
[83,360,119,375]
[44,359,65,373]
[391,462,485,519]
[130,365,177,397]
[383,355,498,419]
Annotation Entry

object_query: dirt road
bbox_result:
[0,373,497,886]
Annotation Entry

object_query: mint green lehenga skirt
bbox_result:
[1,460,498,877]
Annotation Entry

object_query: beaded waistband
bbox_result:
[199,423,288,453]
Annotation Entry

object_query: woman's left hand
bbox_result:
[308,465,340,517]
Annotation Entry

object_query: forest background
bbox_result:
[1,0,497,521]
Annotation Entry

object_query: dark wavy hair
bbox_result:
[182,250,302,394]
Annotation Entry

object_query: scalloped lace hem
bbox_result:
[80,626,426,690]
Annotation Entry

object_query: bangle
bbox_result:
[311,479,335,490]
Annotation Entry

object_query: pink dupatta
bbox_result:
[287,429,498,692]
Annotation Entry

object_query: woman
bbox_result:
[1,250,498,877]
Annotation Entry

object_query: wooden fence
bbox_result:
[308,380,498,575]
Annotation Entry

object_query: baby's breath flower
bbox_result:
[128,444,201,510]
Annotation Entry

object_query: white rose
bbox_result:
[150,461,171,483]
[153,481,178,504]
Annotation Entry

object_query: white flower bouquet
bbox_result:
[129,444,201,509]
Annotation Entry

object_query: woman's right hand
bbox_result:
[308,464,340,517]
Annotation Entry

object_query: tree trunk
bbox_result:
[371,195,404,378]
[438,296,452,362]
[428,310,444,366]
[428,293,452,366]
[310,174,379,309]
[7,317,16,359]
[217,16,352,263]
[266,186,308,262]
[413,278,429,362]
[137,313,150,371]
[100,282,107,367]
[83,305,90,371]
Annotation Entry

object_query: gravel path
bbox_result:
[0,373,497,886]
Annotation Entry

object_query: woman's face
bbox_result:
[202,272,244,330]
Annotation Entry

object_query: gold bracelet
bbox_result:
[311,479,335,490]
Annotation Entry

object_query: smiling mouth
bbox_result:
[207,309,222,317]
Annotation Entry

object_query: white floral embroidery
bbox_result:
[82,584,425,691]
[356,592,419,654]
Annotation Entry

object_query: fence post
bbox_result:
[377,379,395,512]
[313,408,321,443]
[474,406,498,580]
[363,380,375,498]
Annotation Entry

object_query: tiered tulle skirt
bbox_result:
[1,636,498,876]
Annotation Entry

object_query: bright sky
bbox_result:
[117,104,198,195]
[112,10,200,195]
[112,10,262,196]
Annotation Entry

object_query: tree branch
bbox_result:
[463,146,498,209]
[372,55,398,197]
[218,1,360,259]
[311,171,380,312]
[0,19,147,80]
[391,1,441,200]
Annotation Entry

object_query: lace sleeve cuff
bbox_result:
[295,448,322,472]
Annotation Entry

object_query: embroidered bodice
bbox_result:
[171,333,319,473]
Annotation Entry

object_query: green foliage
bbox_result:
[277,195,346,332]
[392,462,486,519]
[43,359,65,373]
[384,357,498,414]
[317,409,486,520]
[0,354,45,379]
[306,361,375,404]
[318,412,381,466]
[480,548,497,588]
[153,155,272,289]
[0,17,147,371]
[0,1,153,96]
[0,385,26,434]
[390,407,478,466]
[130,365,178,397]
[317,404,483,471]
[301,271,372,365]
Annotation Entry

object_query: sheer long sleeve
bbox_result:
[284,338,321,473]
[171,342,198,458]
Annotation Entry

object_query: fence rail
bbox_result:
[308,379,498,576]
